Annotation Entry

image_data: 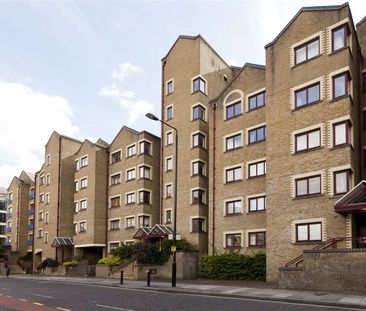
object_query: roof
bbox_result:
[356,15,366,27]
[133,224,176,240]
[45,131,83,148]
[96,138,110,148]
[51,237,74,247]
[161,34,232,71]
[265,3,350,48]
[109,125,160,147]
[209,62,265,105]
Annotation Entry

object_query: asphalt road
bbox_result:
[0,277,362,311]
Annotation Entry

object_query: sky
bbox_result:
[0,0,365,187]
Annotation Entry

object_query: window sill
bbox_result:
[224,146,243,153]
[224,246,242,249]
[224,213,242,217]
[191,118,207,124]
[110,228,120,231]
[125,227,135,230]
[125,203,136,206]
[165,222,172,225]
[294,146,323,155]
[225,180,243,185]
[109,205,121,208]
[139,177,152,181]
[137,203,152,206]
[248,210,266,214]
[247,105,266,113]
[292,100,322,111]
[330,143,351,150]
[191,202,207,206]
[248,174,266,180]
[191,231,207,234]
[224,114,243,122]
[138,153,152,158]
[248,245,266,248]
[110,160,121,164]
[330,94,351,103]
[293,241,321,245]
[191,146,207,151]
[329,45,350,56]
[191,174,207,178]
[165,196,172,200]
[126,155,136,159]
[247,140,266,146]
[110,183,121,187]
[293,194,323,200]
[191,90,207,96]
[126,179,136,182]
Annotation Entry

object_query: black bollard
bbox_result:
[146,270,151,287]
[120,270,124,285]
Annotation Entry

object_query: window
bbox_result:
[38,229,43,238]
[248,196,266,212]
[334,170,351,195]
[333,121,349,146]
[111,173,121,185]
[80,156,88,167]
[110,219,120,230]
[295,129,321,152]
[139,166,151,180]
[249,91,266,110]
[193,77,206,94]
[226,133,242,151]
[39,211,44,221]
[110,196,120,208]
[166,157,173,171]
[109,243,119,251]
[45,193,50,204]
[126,217,135,228]
[79,221,86,232]
[75,160,80,171]
[111,151,121,163]
[139,141,151,155]
[138,190,150,204]
[249,232,266,247]
[225,233,241,248]
[248,161,266,178]
[165,184,172,198]
[80,199,87,210]
[192,160,205,176]
[39,193,45,203]
[74,202,79,212]
[80,178,88,189]
[44,232,49,243]
[192,218,204,233]
[138,216,150,227]
[225,166,242,183]
[126,192,136,204]
[192,105,206,121]
[46,174,50,185]
[295,83,320,108]
[167,80,174,95]
[296,222,321,242]
[248,126,266,144]
[192,132,206,149]
[226,101,241,119]
[332,24,349,52]
[333,72,348,99]
[295,38,320,65]
[126,168,136,181]
[46,154,51,166]
[226,200,242,215]
[192,189,205,204]
[74,223,77,234]
[295,175,321,197]
[75,181,79,192]
[45,213,49,224]
[166,105,173,120]
[165,210,172,224]
[166,132,173,145]
[39,176,45,185]
[127,144,136,157]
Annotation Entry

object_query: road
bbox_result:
[0,277,362,311]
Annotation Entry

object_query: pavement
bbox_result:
[10,275,366,310]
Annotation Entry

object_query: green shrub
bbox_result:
[63,261,78,267]
[199,252,266,281]
[19,254,32,261]
[110,244,133,259]
[97,257,121,266]
[45,258,58,268]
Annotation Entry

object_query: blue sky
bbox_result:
[0,0,365,186]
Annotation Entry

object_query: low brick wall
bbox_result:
[134,252,198,280]
[279,249,366,291]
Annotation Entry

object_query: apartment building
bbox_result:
[6,171,34,256]
[161,35,234,254]
[108,126,160,252]
[73,139,109,263]
[0,187,8,246]
[34,131,82,267]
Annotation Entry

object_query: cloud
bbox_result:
[100,63,153,125]
[0,81,80,187]
[226,59,241,67]
[111,62,143,82]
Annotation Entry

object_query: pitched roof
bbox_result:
[208,62,265,105]
[109,125,160,147]
[265,3,349,48]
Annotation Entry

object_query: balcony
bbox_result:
[28,193,35,201]
[6,227,11,233]
[6,213,12,219]
[4,241,11,247]
[27,224,34,230]
[27,209,34,216]
[26,239,33,246]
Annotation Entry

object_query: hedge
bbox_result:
[199,252,266,281]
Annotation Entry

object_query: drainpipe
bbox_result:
[17,185,20,253]
[160,60,166,224]
[56,136,62,261]
[104,148,110,257]
[212,102,217,254]
[32,176,37,273]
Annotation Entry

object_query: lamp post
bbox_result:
[145,112,178,287]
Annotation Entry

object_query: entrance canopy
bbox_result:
[335,181,366,213]
[133,224,176,240]
[51,237,74,247]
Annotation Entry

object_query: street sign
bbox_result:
[168,234,181,240]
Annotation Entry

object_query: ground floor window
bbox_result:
[296,222,321,242]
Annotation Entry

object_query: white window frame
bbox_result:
[291,218,326,243]
[246,87,266,112]
[126,143,137,158]
[166,78,174,95]
[328,115,353,148]
[80,176,88,189]
[138,164,152,180]
[137,189,152,204]
[191,159,207,177]
[246,158,266,179]
[223,231,244,248]
[223,130,244,152]
[291,123,324,154]
[110,149,122,163]
[125,167,136,181]
[125,215,136,229]
[191,130,207,149]
[166,130,173,146]
[191,75,207,95]
[191,102,207,122]
[109,195,121,208]
[137,213,152,227]
[125,191,136,205]
[110,172,122,186]
[80,155,88,167]
[165,156,173,171]
[189,216,207,233]
[223,197,243,216]
[79,198,88,211]
[166,104,174,121]
[223,163,243,184]
[165,183,173,199]
[109,217,121,230]
[291,170,325,198]
[138,139,153,156]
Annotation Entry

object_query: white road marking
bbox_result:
[56,308,72,311]
[96,304,134,311]
[19,298,27,301]
[1,288,9,291]
[30,293,53,299]
[33,302,44,305]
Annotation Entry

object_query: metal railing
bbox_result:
[285,237,366,267]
